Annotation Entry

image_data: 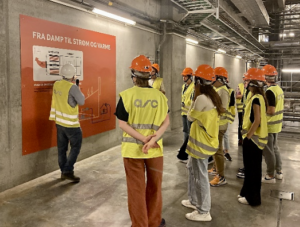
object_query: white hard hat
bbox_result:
[60,63,76,78]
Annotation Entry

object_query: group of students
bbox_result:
[49,55,284,227]
[115,56,284,226]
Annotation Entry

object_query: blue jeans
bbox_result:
[56,124,82,173]
[187,157,211,213]
[223,128,229,151]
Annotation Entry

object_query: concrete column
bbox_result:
[0,0,10,191]
[161,34,186,130]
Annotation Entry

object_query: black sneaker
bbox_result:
[208,156,214,164]
[159,218,166,227]
[61,172,80,183]
[238,167,245,173]
[224,153,232,161]
[236,172,245,179]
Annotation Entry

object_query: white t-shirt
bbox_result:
[187,94,214,123]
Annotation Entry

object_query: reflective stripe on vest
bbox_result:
[242,94,268,150]
[152,78,163,90]
[120,86,168,159]
[49,80,80,128]
[266,86,284,133]
[186,108,219,159]
[181,83,195,116]
[215,85,230,126]
[236,83,244,113]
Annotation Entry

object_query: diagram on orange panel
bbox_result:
[79,77,111,124]
[33,45,83,81]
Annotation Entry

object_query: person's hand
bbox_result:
[142,139,160,154]
[142,135,156,144]
[181,102,185,107]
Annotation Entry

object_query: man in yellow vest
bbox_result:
[177,67,195,163]
[115,55,169,227]
[209,67,229,187]
[49,63,85,182]
[261,65,284,183]
[236,78,245,146]
[149,63,166,94]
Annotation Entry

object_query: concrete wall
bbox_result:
[0,0,161,192]
[186,43,246,91]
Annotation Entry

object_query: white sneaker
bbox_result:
[238,197,249,205]
[178,159,188,164]
[276,172,283,180]
[261,174,276,183]
[237,195,242,198]
[185,210,212,222]
[181,200,197,210]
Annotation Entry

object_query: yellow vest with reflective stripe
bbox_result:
[152,77,163,91]
[236,83,244,113]
[267,85,284,133]
[120,86,168,159]
[227,88,236,124]
[49,80,80,128]
[181,83,195,116]
[186,108,220,159]
[215,85,230,126]
[242,94,268,150]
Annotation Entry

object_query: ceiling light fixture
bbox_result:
[186,38,199,44]
[290,32,295,37]
[217,48,226,54]
[283,34,287,37]
[92,8,136,25]
[282,69,300,73]
[236,55,242,59]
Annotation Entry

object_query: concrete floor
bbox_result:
[0,122,300,227]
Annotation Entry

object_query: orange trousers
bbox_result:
[123,157,163,227]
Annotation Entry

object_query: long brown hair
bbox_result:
[249,80,268,110]
[194,83,225,115]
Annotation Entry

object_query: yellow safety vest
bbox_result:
[152,77,163,91]
[120,86,168,159]
[236,83,244,113]
[181,83,195,116]
[49,80,80,128]
[242,94,268,150]
[227,88,236,124]
[215,85,230,126]
[186,108,220,159]
[267,85,284,133]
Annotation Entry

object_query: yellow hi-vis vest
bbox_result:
[186,108,220,159]
[120,86,168,159]
[236,83,244,113]
[267,85,284,133]
[152,77,163,91]
[227,88,236,124]
[243,90,252,113]
[49,80,80,128]
[215,85,230,126]
[242,94,268,150]
[181,83,195,116]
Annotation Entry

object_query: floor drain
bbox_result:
[270,190,295,201]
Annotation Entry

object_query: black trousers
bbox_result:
[238,112,243,140]
[240,138,262,206]
[177,136,189,160]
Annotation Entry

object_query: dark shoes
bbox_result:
[224,152,232,161]
[238,139,243,146]
[61,172,80,183]
[159,218,166,227]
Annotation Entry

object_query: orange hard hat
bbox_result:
[247,68,266,82]
[262,64,278,76]
[214,67,228,78]
[194,64,215,81]
[152,63,160,72]
[243,72,251,81]
[181,67,193,76]
[129,55,152,73]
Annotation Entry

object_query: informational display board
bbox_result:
[20,15,116,155]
